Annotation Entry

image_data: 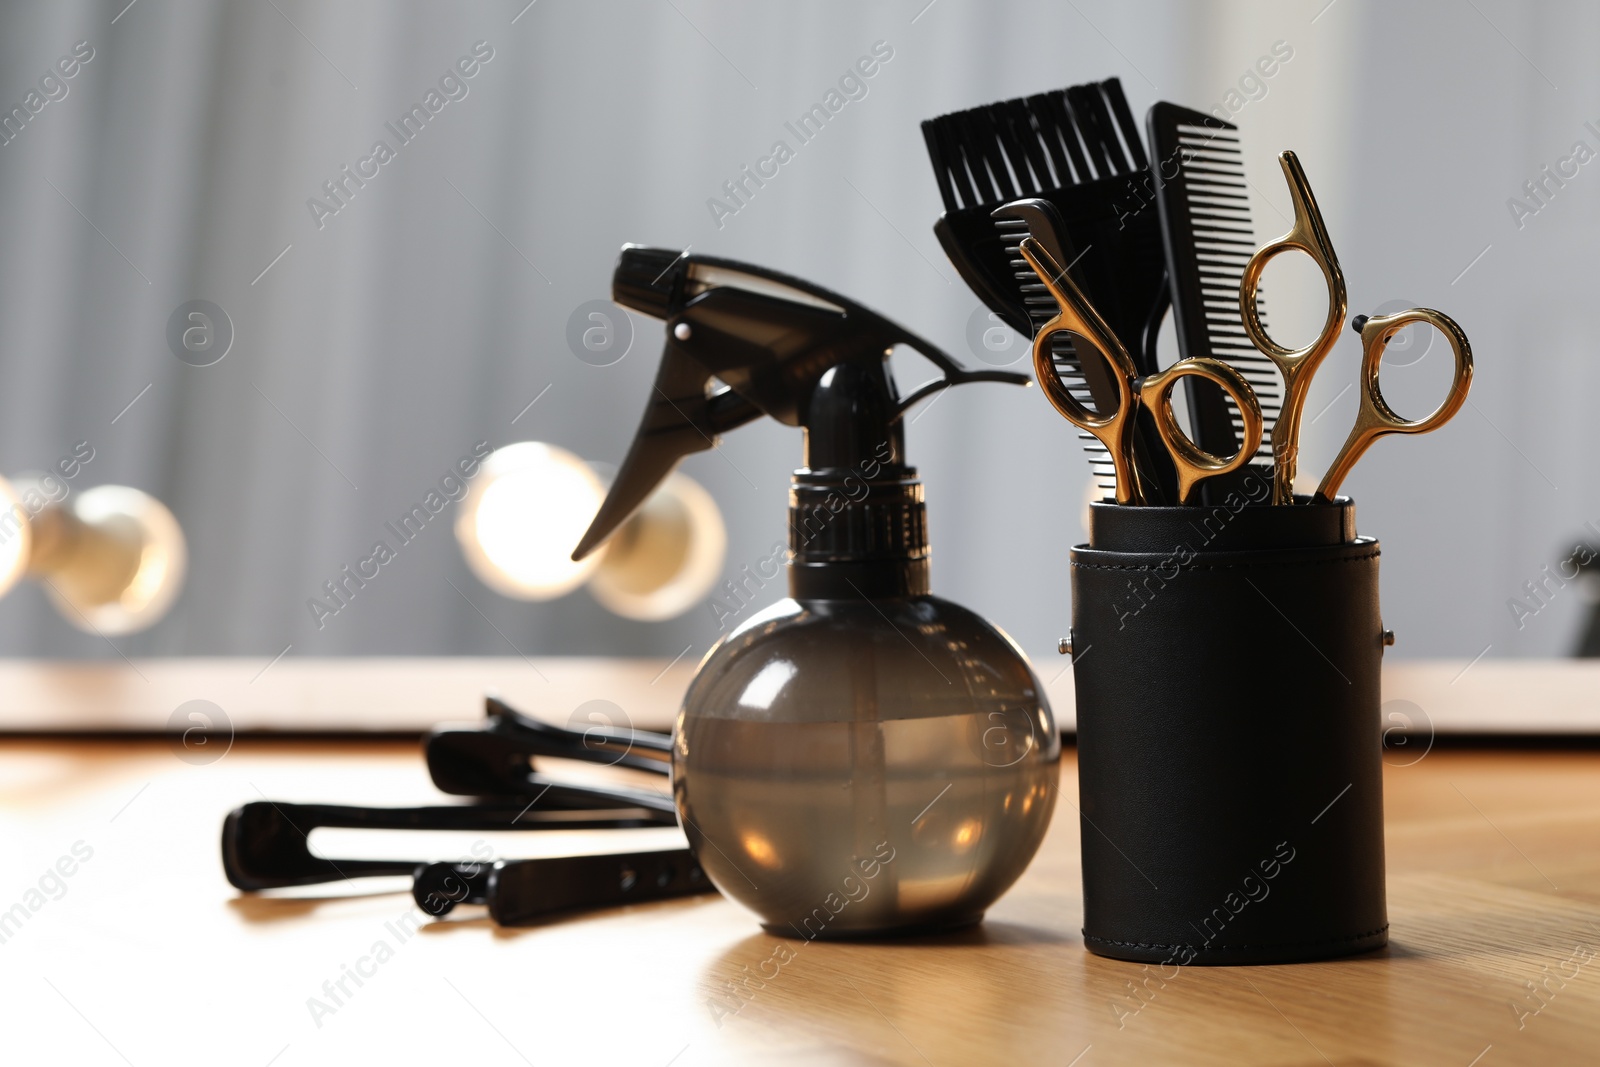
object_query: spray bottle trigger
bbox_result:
[570,345,760,562]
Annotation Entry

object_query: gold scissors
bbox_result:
[1019,238,1263,506]
[1240,151,1474,504]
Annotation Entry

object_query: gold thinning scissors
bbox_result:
[1020,238,1263,506]
[1240,151,1474,504]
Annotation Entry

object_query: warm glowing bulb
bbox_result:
[456,443,606,600]
[587,471,726,621]
[37,485,187,635]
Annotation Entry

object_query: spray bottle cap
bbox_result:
[573,246,1027,598]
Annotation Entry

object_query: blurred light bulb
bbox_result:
[0,479,33,599]
[589,471,726,621]
[13,479,187,634]
[456,443,607,600]
[456,442,726,620]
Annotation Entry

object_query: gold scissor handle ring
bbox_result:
[1018,237,1136,433]
[1357,308,1474,434]
[1239,152,1347,371]
[1239,237,1347,367]
[1315,308,1474,503]
[1018,236,1144,504]
[1030,319,1124,432]
[1140,358,1265,505]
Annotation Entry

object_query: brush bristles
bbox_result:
[923,78,1149,500]
[923,79,1146,213]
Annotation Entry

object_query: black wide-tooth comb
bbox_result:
[923,78,1177,504]
[1147,103,1283,502]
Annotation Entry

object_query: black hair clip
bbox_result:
[221,697,711,924]
[425,695,672,796]
[412,848,709,923]
[222,797,677,891]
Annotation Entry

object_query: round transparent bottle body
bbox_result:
[674,594,1059,937]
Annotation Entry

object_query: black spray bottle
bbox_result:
[574,247,1059,937]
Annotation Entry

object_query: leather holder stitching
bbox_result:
[1082,924,1389,953]
[1070,549,1381,573]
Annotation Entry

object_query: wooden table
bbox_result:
[4,736,1599,1066]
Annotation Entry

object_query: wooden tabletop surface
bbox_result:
[3,737,1598,1066]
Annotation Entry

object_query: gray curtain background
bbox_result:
[0,0,1589,664]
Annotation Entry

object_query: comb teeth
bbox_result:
[1149,107,1283,476]
[1174,122,1282,467]
[924,79,1149,500]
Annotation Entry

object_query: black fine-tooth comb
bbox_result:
[1147,103,1283,502]
[922,78,1177,504]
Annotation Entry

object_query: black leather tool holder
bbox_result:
[1069,494,1387,964]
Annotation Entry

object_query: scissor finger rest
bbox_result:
[1140,359,1265,505]
[1315,308,1473,503]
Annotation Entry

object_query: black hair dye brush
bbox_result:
[922,78,1177,504]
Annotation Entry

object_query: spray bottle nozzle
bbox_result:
[612,246,687,320]
[572,247,1028,583]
